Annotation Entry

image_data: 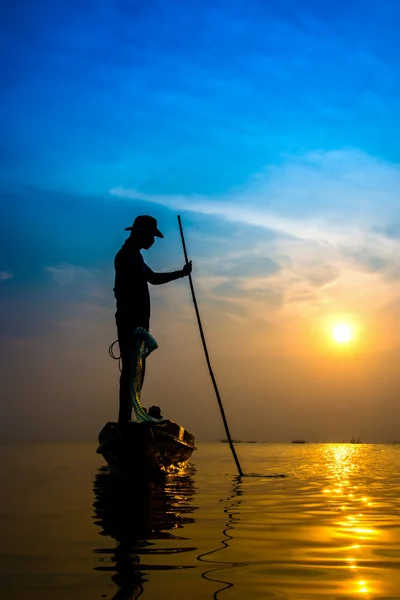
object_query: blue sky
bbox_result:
[3,0,400,194]
[1,0,400,441]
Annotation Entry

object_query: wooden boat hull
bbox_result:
[97,420,195,476]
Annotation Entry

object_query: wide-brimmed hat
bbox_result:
[125,215,164,238]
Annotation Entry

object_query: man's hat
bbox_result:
[125,215,164,238]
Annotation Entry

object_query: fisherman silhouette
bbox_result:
[114,215,192,424]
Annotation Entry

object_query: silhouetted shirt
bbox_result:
[114,240,150,329]
[114,239,182,330]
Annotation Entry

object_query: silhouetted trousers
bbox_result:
[117,322,146,425]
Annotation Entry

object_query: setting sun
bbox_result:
[314,313,363,353]
[332,323,353,344]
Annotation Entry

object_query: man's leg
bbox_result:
[117,326,133,425]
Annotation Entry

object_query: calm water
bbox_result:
[1,442,400,599]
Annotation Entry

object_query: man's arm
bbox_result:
[145,261,192,285]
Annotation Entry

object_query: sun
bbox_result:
[317,313,361,352]
[332,323,353,344]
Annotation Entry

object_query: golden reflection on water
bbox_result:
[321,443,377,597]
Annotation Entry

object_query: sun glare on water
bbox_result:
[332,323,354,344]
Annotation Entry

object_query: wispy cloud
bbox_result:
[110,149,400,347]
[110,148,400,256]
[43,262,113,307]
[44,263,96,286]
[0,271,13,281]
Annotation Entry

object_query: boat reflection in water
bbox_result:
[92,464,198,599]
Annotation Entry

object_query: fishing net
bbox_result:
[130,327,162,423]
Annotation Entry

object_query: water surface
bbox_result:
[1,442,400,599]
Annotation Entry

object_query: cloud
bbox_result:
[213,279,248,297]
[208,255,280,278]
[0,271,13,281]
[44,263,96,286]
[110,149,400,353]
[110,148,400,262]
[110,148,400,234]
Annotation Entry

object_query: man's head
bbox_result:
[125,215,163,250]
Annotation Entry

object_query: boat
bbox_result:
[97,420,195,476]
[291,439,306,444]
[97,328,196,476]
[350,437,362,444]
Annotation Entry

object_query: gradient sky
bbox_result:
[1,0,400,442]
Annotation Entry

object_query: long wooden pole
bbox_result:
[177,215,244,477]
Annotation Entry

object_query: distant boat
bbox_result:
[221,439,242,444]
[350,437,362,444]
[291,439,306,444]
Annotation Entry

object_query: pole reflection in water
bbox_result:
[197,476,247,600]
[93,465,198,599]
